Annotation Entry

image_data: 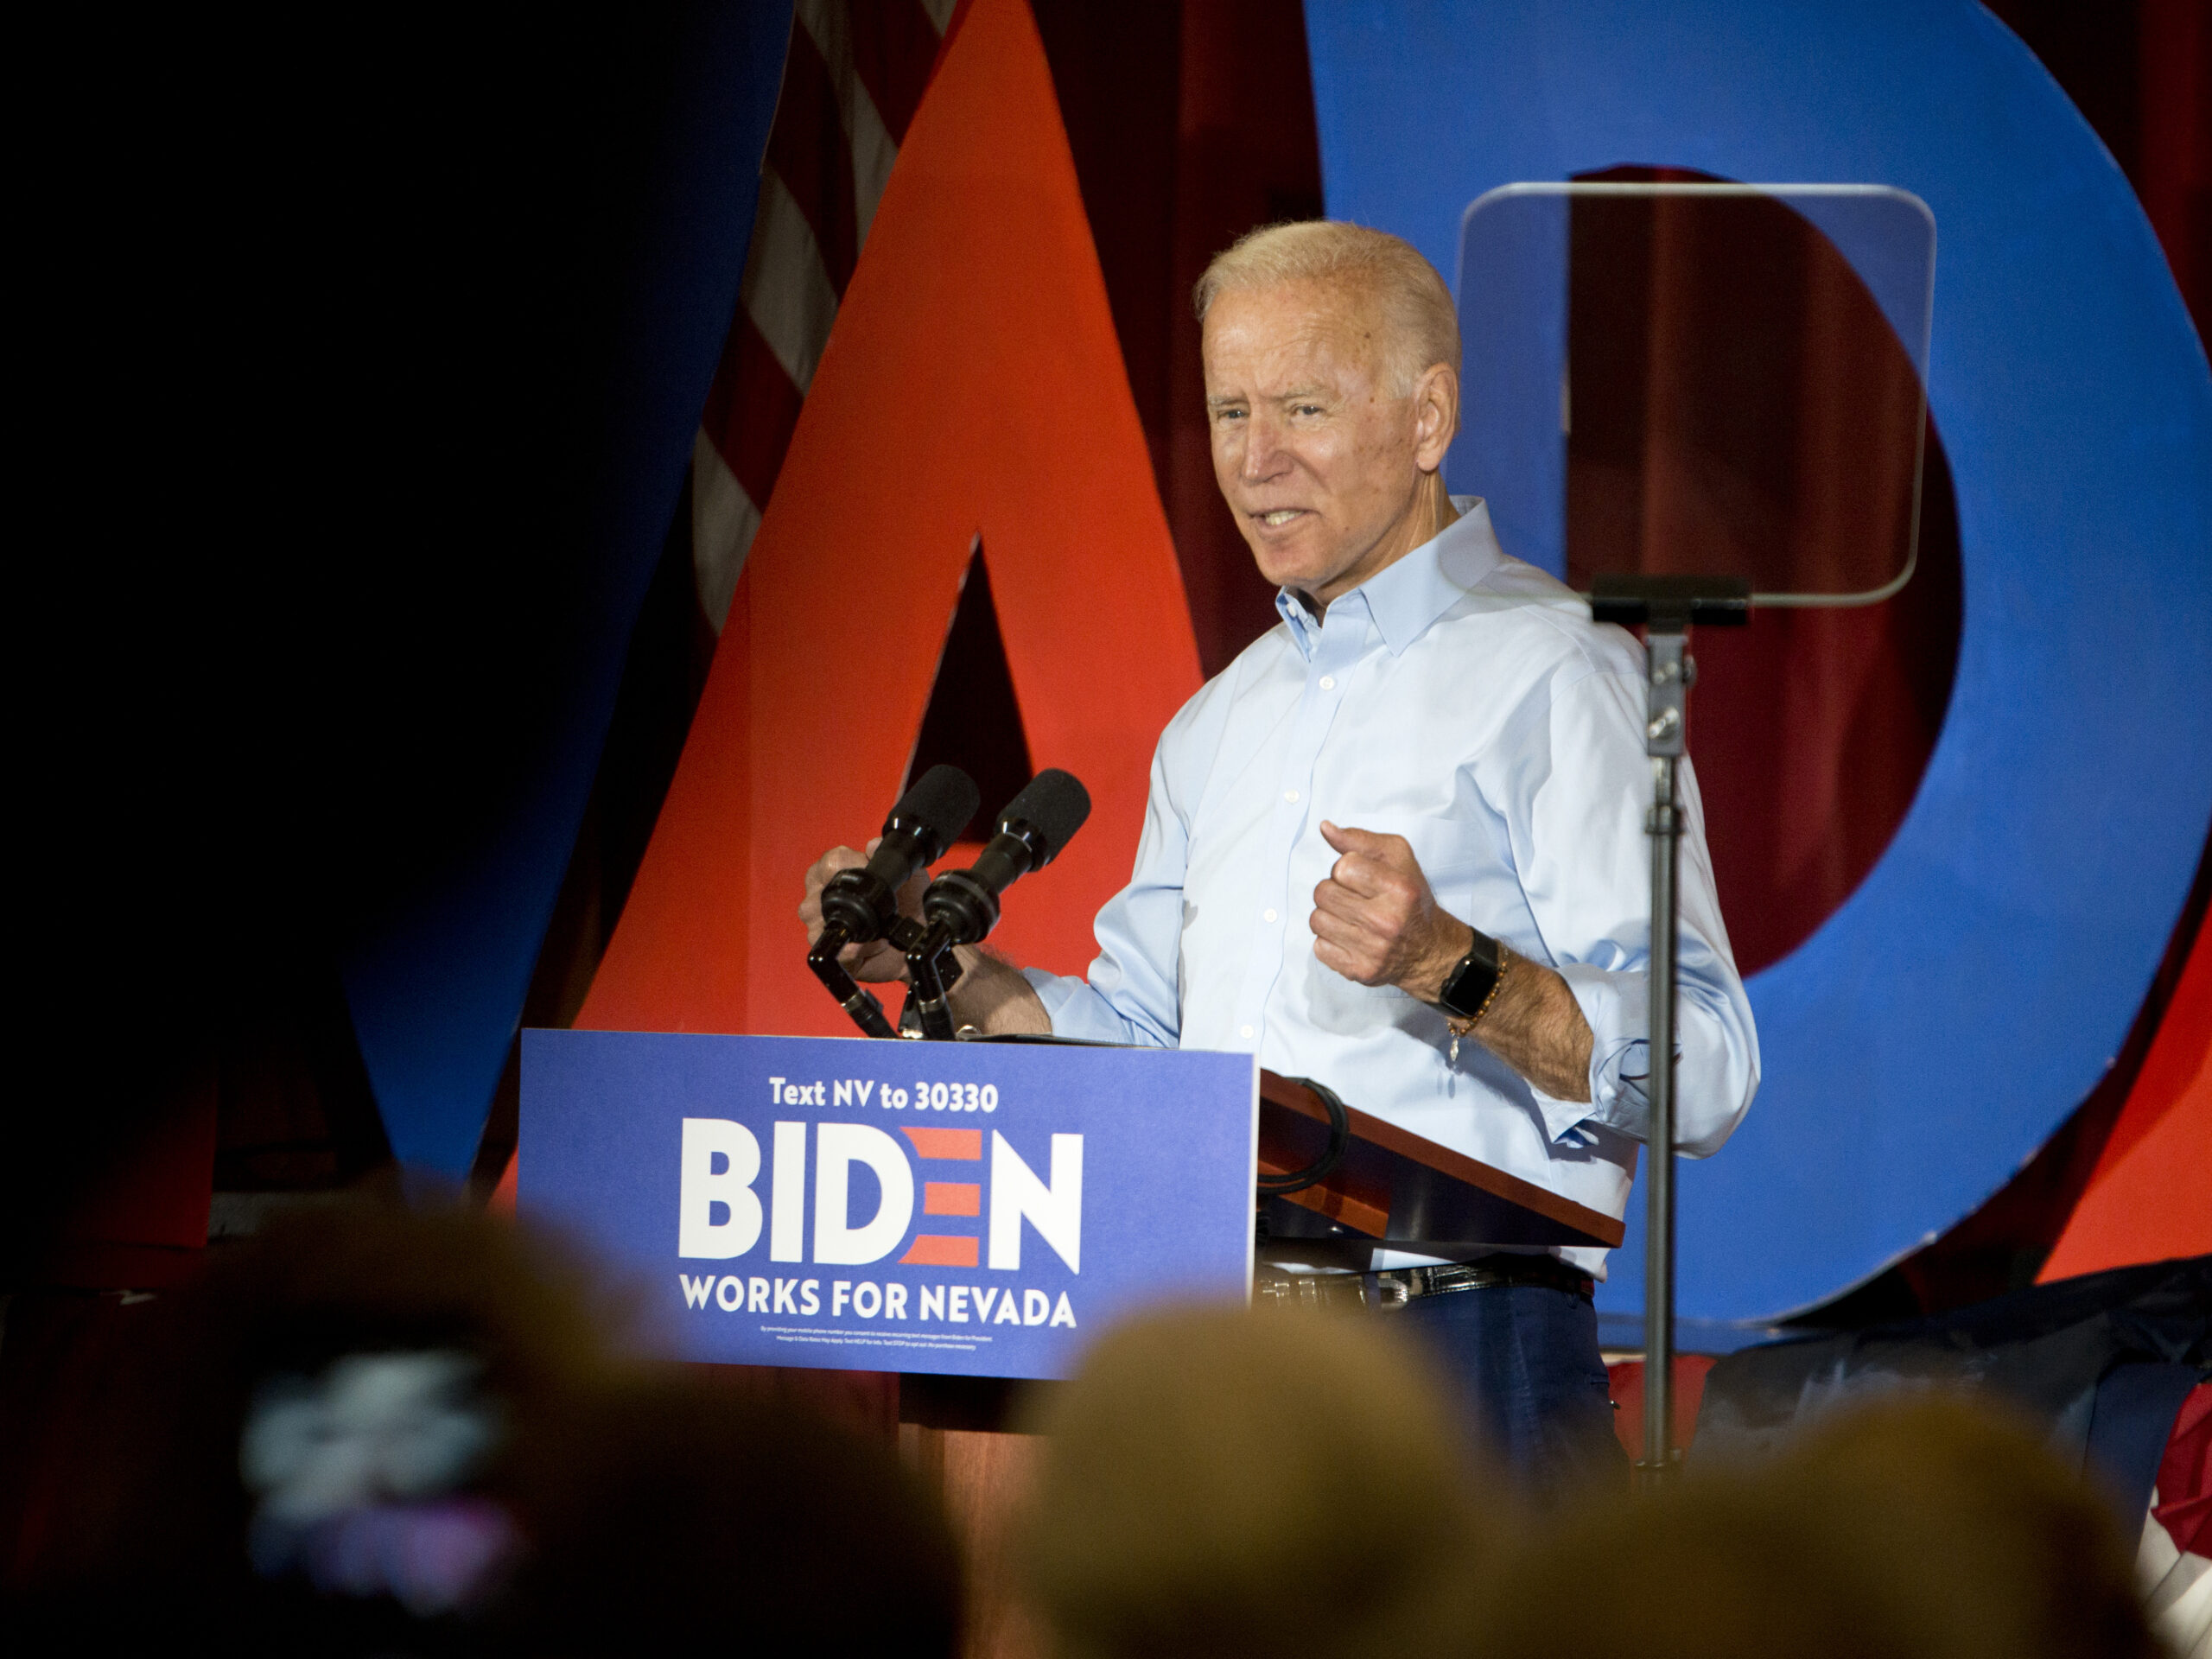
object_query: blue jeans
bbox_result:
[1395,1282,1627,1503]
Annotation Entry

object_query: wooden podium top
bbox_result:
[1257,1070,1624,1268]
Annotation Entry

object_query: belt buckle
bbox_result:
[1415,1260,1500,1298]
[1255,1267,1371,1313]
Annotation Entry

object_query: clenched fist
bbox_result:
[799,838,925,982]
[1309,822,1473,1005]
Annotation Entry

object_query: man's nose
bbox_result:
[1240,412,1288,481]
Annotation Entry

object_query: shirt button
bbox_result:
[1262,908,1278,923]
[1240,1024,1255,1039]
[1284,789,1300,803]
[1319,675,1336,690]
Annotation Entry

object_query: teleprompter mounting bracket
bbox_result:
[1587,573,1752,632]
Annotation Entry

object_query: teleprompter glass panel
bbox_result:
[1448,183,1936,607]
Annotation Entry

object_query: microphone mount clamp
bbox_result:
[807,913,972,1043]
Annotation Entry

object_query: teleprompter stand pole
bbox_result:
[1589,573,1749,1492]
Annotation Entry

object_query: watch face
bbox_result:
[1441,939,1502,1017]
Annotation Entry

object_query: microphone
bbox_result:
[817,765,981,945]
[922,769,1091,945]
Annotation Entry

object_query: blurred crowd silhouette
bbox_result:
[5,1197,2171,1657]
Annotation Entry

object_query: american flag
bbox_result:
[692,0,961,632]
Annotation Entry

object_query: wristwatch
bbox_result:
[1436,928,1508,1024]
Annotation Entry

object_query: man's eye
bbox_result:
[1294,404,1324,417]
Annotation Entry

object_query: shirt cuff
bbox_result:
[1543,963,1652,1145]
[1021,969,1164,1047]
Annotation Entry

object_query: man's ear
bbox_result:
[1411,363,1459,470]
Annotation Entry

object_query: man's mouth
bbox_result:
[1254,508,1306,528]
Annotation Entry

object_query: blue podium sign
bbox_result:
[519,1032,1257,1378]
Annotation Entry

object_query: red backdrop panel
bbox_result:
[577,0,1201,1041]
[2040,903,2212,1282]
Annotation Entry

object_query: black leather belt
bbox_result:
[1396,1254,1595,1302]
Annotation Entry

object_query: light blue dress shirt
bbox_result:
[1024,500,1759,1275]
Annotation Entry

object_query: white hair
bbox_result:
[1194,219,1461,394]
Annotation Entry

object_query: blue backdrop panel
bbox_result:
[1305,0,2212,1320]
[343,3,793,1178]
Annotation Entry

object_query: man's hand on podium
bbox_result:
[800,837,924,982]
[800,842,1053,1036]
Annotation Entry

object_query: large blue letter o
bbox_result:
[1306,0,2212,1320]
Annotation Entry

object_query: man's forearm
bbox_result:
[944,946,1053,1036]
[1311,826,1595,1103]
[1469,946,1592,1103]
[1398,920,1592,1102]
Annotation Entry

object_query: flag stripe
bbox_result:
[847,0,944,144]
[691,434,762,630]
[703,310,806,511]
[766,22,860,295]
[796,0,902,244]
[740,168,842,393]
[690,0,952,636]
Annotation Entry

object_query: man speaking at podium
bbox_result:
[804,222,1758,1497]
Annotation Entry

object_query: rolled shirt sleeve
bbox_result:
[1503,667,1759,1160]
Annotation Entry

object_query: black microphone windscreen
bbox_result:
[892,765,982,847]
[998,769,1090,861]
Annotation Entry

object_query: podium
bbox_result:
[521,1033,1621,1380]
[521,1029,1262,1381]
[1255,1071,1624,1268]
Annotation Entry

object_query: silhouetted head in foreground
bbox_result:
[22,1193,959,1659]
[1471,1393,2158,1659]
[504,1370,962,1659]
[1020,1303,1503,1659]
[18,1194,626,1650]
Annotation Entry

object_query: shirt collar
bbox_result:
[1274,496,1505,658]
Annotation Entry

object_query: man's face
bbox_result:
[1203,279,1440,603]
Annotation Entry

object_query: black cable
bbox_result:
[1255,1077,1351,1195]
